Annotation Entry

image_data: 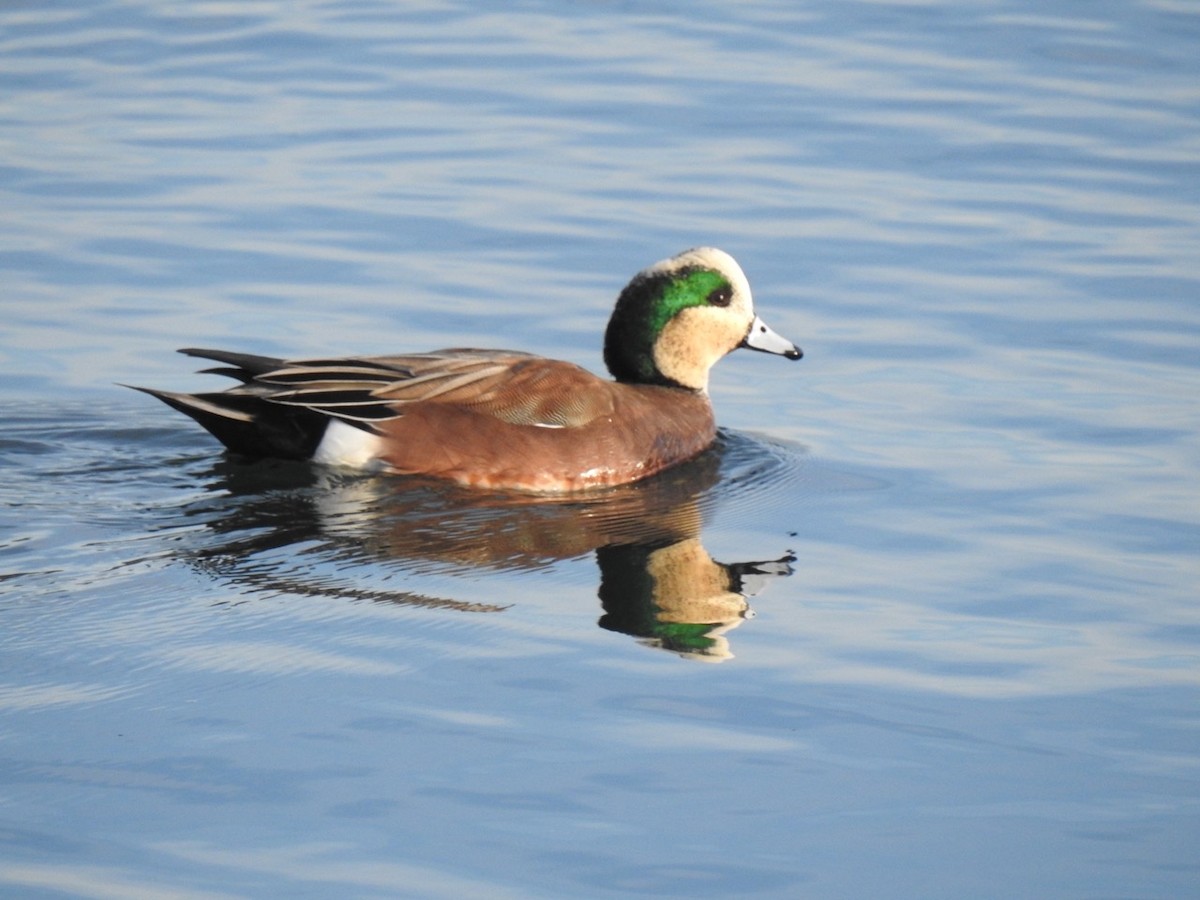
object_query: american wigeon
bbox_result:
[132,247,802,492]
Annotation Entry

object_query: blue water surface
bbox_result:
[2,1,1199,897]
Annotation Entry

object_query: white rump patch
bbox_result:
[313,418,385,470]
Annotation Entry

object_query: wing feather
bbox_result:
[199,349,615,429]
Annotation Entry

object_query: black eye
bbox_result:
[707,285,732,307]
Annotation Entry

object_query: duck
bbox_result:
[131,247,802,492]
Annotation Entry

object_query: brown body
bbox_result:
[136,348,717,492]
[374,362,716,491]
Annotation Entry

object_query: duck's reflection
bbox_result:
[183,434,795,661]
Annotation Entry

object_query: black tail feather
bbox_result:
[198,366,256,383]
[127,385,328,460]
[179,348,287,378]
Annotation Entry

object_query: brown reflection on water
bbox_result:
[179,440,794,661]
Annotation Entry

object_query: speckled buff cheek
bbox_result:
[652,306,744,392]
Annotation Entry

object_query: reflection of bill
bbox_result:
[181,434,796,661]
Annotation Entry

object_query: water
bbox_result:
[2,1,1199,897]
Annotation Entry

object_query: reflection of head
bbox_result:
[597,537,751,662]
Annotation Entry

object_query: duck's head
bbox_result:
[603,247,802,392]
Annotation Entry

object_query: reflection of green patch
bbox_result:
[654,620,721,654]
